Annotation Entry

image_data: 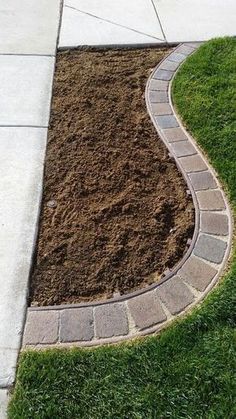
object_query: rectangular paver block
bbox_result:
[200,212,229,236]
[168,52,186,63]
[149,79,168,91]
[155,115,179,129]
[149,91,168,103]
[170,140,197,157]
[159,60,180,71]
[150,103,172,116]
[194,234,227,264]
[163,127,187,142]
[176,44,196,55]
[60,308,94,342]
[179,255,217,291]
[127,291,166,330]
[23,310,59,345]
[179,155,207,172]
[156,276,194,315]
[153,69,173,81]
[94,303,128,339]
[189,171,217,190]
[196,190,226,210]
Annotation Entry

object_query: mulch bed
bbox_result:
[30,47,194,306]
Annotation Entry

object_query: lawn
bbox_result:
[8,37,236,419]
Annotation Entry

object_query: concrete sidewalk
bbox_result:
[59,0,236,47]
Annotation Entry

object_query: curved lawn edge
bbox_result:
[22,43,233,348]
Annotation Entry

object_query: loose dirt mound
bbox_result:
[30,48,194,306]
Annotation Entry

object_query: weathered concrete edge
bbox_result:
[23,42,233,349]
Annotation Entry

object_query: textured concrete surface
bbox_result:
[0,389,8,419]
[153,0,236,43]
[59,0,164,47]
[0,0,61,55]
[0,55,54,126]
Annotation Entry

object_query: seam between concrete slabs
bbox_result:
[23,43,233,349]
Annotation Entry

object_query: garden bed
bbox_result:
[30,47,194,306]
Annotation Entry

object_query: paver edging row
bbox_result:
[23,43,233,348]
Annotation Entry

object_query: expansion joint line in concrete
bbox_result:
[23,43,233,349]
[65,4,165,42]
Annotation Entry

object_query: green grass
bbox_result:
[8,38,236,419]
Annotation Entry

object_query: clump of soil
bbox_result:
[30,48,194,306]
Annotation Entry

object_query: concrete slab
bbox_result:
[0,127,47,384]
[0,55,54,127]
[0,389,8,418]
[0,0,61,55]
[0,349,18,387]
[153,0,236,42]
[59,1,164,47]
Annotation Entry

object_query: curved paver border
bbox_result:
[23,43,233,348]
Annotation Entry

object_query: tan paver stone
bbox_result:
[128,292,166,330]
[23,311,59,345]
[94,303,128,339]
[156,276,194,315]
[60,308,94,342]
[179,155,207,172]
[163,127,187,142]
[189,171,217,190]
[200,212,229,236]
[196,190,226,210]
[179,255,217,291]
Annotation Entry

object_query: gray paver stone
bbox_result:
[194,234,227,264]
[179,256,217,291]
[163,127,187,142]
[155,115,179,129]
[168,52,186,63]
[170,140,197,157]
[159,60,180,71]
[23,310,59,345]
[156,276,194,315]
[127,292,166,330]
[196,190,226,210]
[179,155,207,172]
[176,44,196,55]
[149,90,168,103]
[153,69,173,81]
[149,79,168,91]
[200,212,229,236]
[60,308,94,342]
[94,303,128,338]
[150,103,172,115]
[189,171,217,190]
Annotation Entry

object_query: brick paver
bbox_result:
[94,303,128,338]
[149,79,168,91]
[170,140,197,157]
[128,292,166,330]
[150,103,172,115]
[179,155,207,172]
[156,276,194,315]
[200,212,229,236]
[24,310,59,345]
[194,234,227,264]
[153,69,173,81]
[196,190,226,210]
[179,255,217,291]
[60,308,94,342]
[155,115,179,129]
[163,127,187,142]
[149,90,168,103]
[189,171,217,190]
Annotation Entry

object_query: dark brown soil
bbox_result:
[30,48,194,306]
